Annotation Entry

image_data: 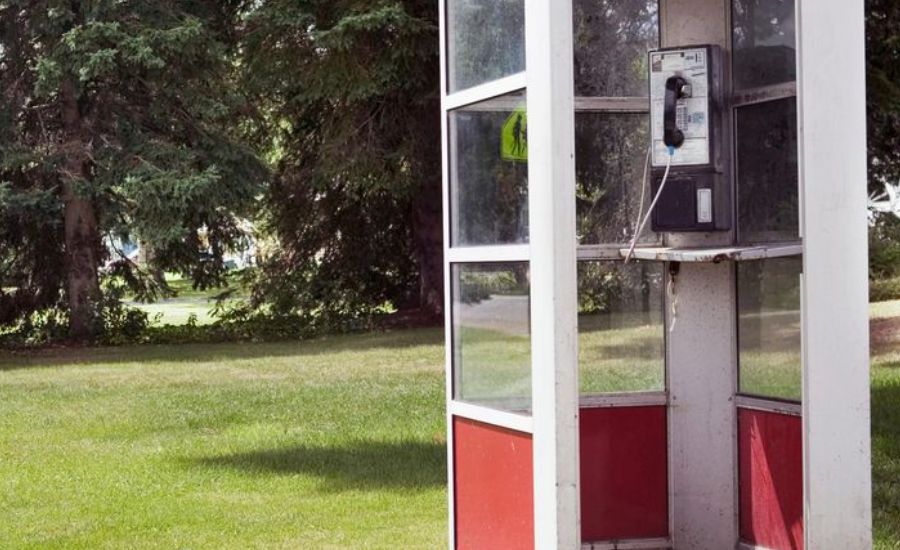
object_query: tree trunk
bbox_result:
[410,96,445,318]
[411,170,444,317]
[139,240,171,295]
[60,76,101,341]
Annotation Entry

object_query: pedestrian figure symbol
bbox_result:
[501,105,528,162]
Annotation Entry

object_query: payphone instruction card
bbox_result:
[650,48,712,167]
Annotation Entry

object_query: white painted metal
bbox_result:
[732,81,798,108]
[581,538,671,550]
[577,245,632,261]
[796,0,873,547]
[659,1,739,548]
[735,395,802,417]
[622,243,802,263]
[666,262,738,549]
[579,392,668,409]
[437,1,456,547]
[443,72,528,111]
[661,0,726,56]
[446,244,530,263]
[525,0,580,547]
[449,401,534,434]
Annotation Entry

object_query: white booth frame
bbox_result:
[439,0,872,548]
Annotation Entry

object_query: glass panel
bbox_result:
[573,0,659,97]
[450,92,529,246]
[447,0,526,92]
[576,113,658,245]
[736,98,799,244]
[579,261,665,394]
[732,0,796,90]
[452,263,531,412]
[738,258,802,401]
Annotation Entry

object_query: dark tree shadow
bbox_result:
[192,439,447,492]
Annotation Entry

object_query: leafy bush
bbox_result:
[0,278,152,348]
[871,214,900,280]
[578,263,623,315]
[457,268,526,304]
[869,213,900,303]
[93,280,153,345]
[872,276,900,303]
[0,306,69,348]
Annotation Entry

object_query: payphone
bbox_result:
[646,45,730,232]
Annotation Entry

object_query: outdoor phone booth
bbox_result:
[439,0,871,549]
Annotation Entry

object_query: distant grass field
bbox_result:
[0,301,897,548]
[126,275,246,326]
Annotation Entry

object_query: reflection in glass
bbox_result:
[450,92,529,246]
[573,0,659,97]
[452,263,531,412]
[447,0,526,92]
[576,113,657,245]
[736,98,799,244]
[738,258,802,401]
[579,261,665,394]
[732,0,796,90]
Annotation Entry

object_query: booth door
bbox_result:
[572,2,670,544]
[442,2,536,548]
[732,0,804,547]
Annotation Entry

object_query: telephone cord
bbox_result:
[624,147,675,263]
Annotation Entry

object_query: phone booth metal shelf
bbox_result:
[439,1,871,549]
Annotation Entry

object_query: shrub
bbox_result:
[871,276,900,303]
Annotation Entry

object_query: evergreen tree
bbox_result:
[239,1,442,320]
[0,1,265,339]
[867,0,900,187]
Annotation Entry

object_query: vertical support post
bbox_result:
[796,0,873,547]
[525,0,580,547]
[437,0,456,546]
[660,1,738,547]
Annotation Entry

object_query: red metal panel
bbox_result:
[453,417,534,550]
[579,406,669,541]
[739,409,803,550]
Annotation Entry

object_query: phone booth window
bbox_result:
[736,98,799,243]
[737,258,802,401]
[447,0,525,92]
[733,0,799,245]
[732,0,796,90]
[573,1,659,247]
[573,0,658,97]
[578,261,665,394]
[576,114,655,246]
[452,263,531,412]
[449,92,528,247]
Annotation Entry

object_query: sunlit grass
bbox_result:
[0,300,898,548]
[873,348,900,550]
[132,300,218,326]
[125,274,247,326]
[0,329,447,549]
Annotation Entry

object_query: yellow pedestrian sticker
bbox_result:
[501,105,527,162]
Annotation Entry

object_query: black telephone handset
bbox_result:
[663,76,689,149]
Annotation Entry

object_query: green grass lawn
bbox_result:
[0,330,447,549]
[126,275,246,326]
[0,301,898,548]
[873,347,900,550]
